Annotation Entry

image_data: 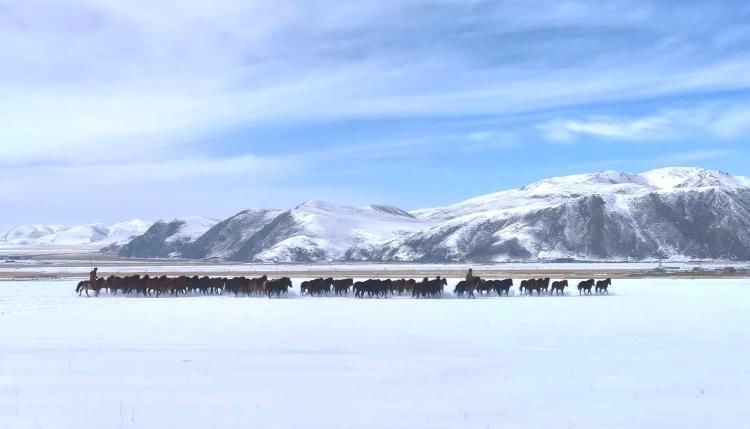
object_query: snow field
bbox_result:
[1,279,749,428]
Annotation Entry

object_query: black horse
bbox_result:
[578,279,595,295]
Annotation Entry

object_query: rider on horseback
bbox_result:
[466,268,474,283]
[89,267,98,286]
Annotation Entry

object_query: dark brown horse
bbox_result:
[454,277,481,299]
[489,279,513,296]
[538,278,551,295]
[595,278,612,294]
[520,279,542,296]
[265,277,292,297]
[550,280,568,295]
[333,279,354,296]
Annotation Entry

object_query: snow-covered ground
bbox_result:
[1,279,749,428]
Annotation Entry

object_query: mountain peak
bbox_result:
[640,167,749,189]
[521,170,643,193]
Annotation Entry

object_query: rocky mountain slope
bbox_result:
[390,168,750,261]
[179,209,283,259]
[117,217,218,258]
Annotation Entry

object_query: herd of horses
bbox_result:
[75,274,613,298]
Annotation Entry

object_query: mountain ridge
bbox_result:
[4,167,750,261]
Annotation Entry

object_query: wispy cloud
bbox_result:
[4,1,750,160]
[539,104,750,142]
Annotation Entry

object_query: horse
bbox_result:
[538,278,551,295]
[475,278,493,296]
[413,277,447,298]
[76,278,105,297]
[389,278,415,295]
[595,278,612,294]
[520,279,542,296]
[491,278,513,296]
[454,277,481,299]
[550,280,568,295]
[248,275,267,296]
[333,279,354,296]
[301,278,333,296]
[265,277,292,297]
[578,279,595,295]
[353,279,392,298]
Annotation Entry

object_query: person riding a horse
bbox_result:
[466,268,474,282]
[90,267,98,286]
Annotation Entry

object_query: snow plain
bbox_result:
[2,279,749,428]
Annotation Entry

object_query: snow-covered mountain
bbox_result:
[118,217,218,258]
[0,219,151,250]
[118,167,750,262]
[10,167,750,261]
[0,225,68,243]
[394,167,750,261]
[180,209,283,259]
[228,201,430,262]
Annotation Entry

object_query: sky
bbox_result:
[2,0,750,229]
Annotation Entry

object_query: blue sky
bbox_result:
[1,0,750,228]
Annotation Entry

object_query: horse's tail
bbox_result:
[75,281,86,293]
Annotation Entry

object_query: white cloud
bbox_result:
[539,104,750,142]
[2,0,750,227]
[3,0,750,163]
[539,114,678,142]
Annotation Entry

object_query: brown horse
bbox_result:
[454,277,481,299]
[520,279,542,296]
[550,280,568,295]
[76,278,105,297]
[595,278,612,294]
